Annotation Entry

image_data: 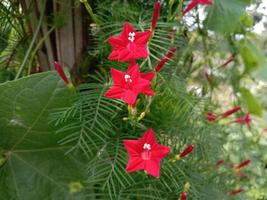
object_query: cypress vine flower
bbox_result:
[232,113,252,128]
[124,128,170,177]
[207,112,217,122]
[154,47,177,72]
[105,63,155,106]
[108,22,151,62]
[234,160,251,170]
[175,144,194,160]
[180,192,187,200]
[220,106,241,118]
[183,0,213,16]
[230,188,245,196]
[54,62,74,89]
[151,0,161,32]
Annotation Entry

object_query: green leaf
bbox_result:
[239,87,262,117]
[0,72,87,199]
[204,0,250,34]
[239,39,260,73]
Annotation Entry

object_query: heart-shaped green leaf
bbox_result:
[204,0,250,34]
[0,72,87,199]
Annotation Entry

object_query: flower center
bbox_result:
[128,32,135,42]
[143,143,151,150]
[124,74,133,83]
[141,143,152,160]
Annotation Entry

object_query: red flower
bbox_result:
[220,106,241,118]
[233,113,252,128]
[151,0,161,32]
[179,144,194,158]
[180,192,187,200]
[54,61,70,85]
[207,112,217,122]
[235,160,251,170]
[124,128,171,177]
[108,22,151,62]
[183,0,213,16]
[230,188,244,196]
[154,47,177,72]
[105,63,155,105]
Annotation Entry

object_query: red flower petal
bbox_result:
[121,21,136,39]
[124,140,142,155]
[104,86,125,99]
[135,32,151,44]
[111,68,125,85]
[108,50,120,60]
[141,72,155,81]
[122,90,138,105]
[108,36,125,48]
[152,144,171,161]
[145,160,160,177]
[140,128,157,145]
[126,157,145,172]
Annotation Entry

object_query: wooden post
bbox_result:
[20,0,88,71]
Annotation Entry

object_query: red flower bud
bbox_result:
[220,106,241,118]
[154,47,177,72]
[207,112,217,122]
[54,61,70,85]
[230,188,244,196]
[235,160,251,170]
[215,160,224,167]
[180,192,187,200]
[151,0,161,32]
[179,144,194,158]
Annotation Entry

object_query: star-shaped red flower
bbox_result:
[108,22,151,62]
[124,128,170,177]
[105,63,155,105]
[183,0,213,16]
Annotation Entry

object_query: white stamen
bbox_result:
[128,32,136,42]
[124,74,132,83]
[143,143,151,150]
